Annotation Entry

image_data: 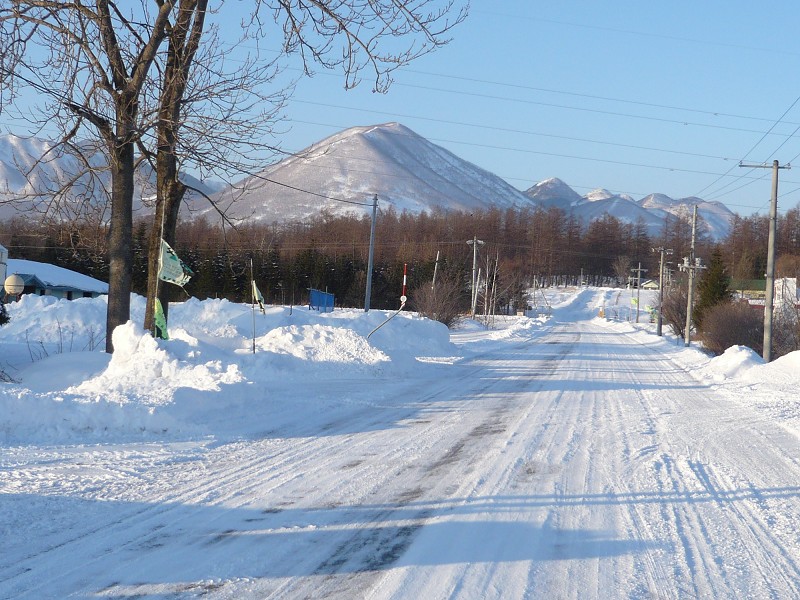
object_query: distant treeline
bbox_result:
[4,202,800,309]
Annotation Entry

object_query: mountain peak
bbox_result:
[206,123,534,222]
[585,188,615,202]
[524,177,582,206]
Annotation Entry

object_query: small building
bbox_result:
[640,279,660,290]
[2,258,108,301]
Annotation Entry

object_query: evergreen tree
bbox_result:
[694,248,732,328]
[0,297,8,327]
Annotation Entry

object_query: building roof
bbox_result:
[6,259,108,294]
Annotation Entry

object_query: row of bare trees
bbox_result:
[0,0,467,351]
[0,203,711,312]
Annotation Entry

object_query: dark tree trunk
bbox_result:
[105,140,135,353]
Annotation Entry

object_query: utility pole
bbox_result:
[631,262,648,323]
[739,160,790,361]
[680,205,705,347]
[466,236,484,318]
[364,194,378,312]
[652,246,673,336]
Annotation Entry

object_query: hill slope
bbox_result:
[205,123,536,222]
[524,178,734,240]
[0,134,221,221]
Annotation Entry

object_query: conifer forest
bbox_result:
[3,202,800,313]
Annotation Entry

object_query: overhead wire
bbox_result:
[7,28,800,215]
[693,93,800,201]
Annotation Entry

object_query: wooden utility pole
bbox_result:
[681,206,705,347]
[739,160,790,361]
[467,236,484,318]
[364,195,378,312]
[631,262,648,323]
[652,246,673,336]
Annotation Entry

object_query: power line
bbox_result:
[694,93,800,200]
[284,118,800,187]
[240,169,373,207]
[394,82,790,137]
[472,10,800,58]
[292,99,737,162]
[397,68,800,127]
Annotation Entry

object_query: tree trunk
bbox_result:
[105,140,134,353]
[143,174,185,333]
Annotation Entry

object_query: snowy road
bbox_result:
[3,289,800,598]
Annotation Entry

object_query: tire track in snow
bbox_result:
[597,321,800,599]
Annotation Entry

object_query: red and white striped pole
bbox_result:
[401,263,407,305]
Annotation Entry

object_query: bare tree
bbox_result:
[612,255,631,287]
[140,0,467,330]
[700,300,762,356]
[661,278,689,339]
[1,2,176,352]
[1,0,468,349]
[412,275,465,328]
[137,0,288,332]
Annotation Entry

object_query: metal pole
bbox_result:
[685,206,698,347]
[764,160,780,361]
[364,194,378,312]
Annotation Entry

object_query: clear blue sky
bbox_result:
[4,1,800,217]
[273,1,800,217]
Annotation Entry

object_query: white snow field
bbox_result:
[2,287,800,599]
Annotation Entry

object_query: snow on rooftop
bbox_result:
[7,258,108,293]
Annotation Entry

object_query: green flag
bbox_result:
[158,239,193,287]
[154,298,169,340]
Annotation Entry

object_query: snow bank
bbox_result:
[7,285,800,445]
[0,296,457,443]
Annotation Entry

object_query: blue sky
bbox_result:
[272,1,800,217]
[4,2,800,217]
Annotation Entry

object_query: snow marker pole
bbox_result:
[401,263,407,304]
[251,258,256,354]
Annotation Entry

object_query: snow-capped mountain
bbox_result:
[640,192,733,239]
[1,129,735,240]
[204,123,535,222]
[0,134,222,221]
[0,134,105,220]
[523,178,734,240]
[525,177,584,207]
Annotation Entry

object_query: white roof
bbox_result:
[7,258,108,294]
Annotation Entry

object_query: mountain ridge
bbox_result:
[205,122,536,223]
[523,177,733,240]
[0,126,735,239]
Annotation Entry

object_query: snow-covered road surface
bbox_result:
[3,288,800,598]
